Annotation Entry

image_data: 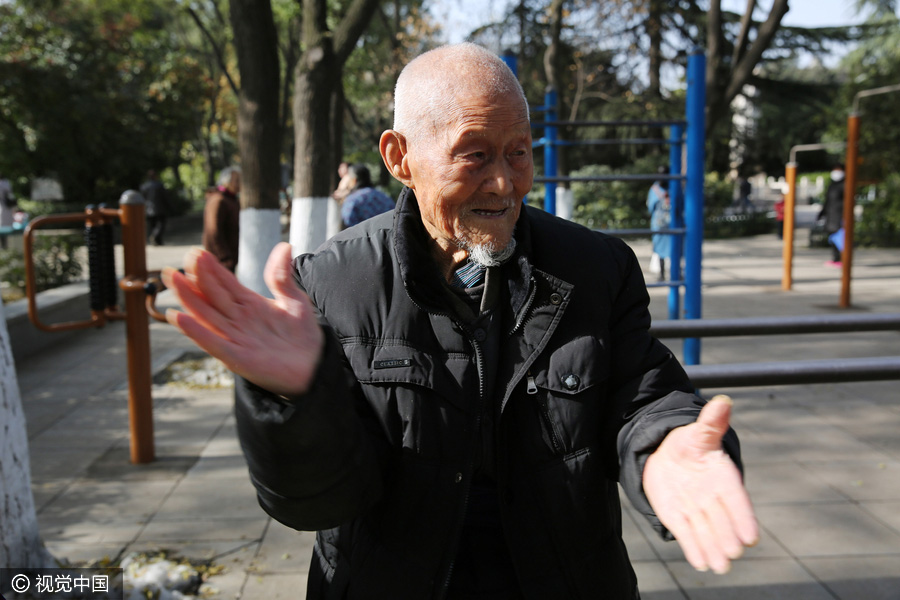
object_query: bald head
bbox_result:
[393,43,528,144]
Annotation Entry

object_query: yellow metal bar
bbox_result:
[782,163,797,291]
[840,114,859,308]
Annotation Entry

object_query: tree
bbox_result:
[0,304,55,570]
[290,0,382,254]
[0,0,209,204]
[705,0,790,134]
[228,0,284,295]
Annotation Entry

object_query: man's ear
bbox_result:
[380,130,413,189]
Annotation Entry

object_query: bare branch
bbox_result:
[731,0,757,67]
[186,5,240,96]
[724,0,789,103]
[333,0,382,63]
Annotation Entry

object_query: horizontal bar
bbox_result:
[599,228,686,237]
[651,313,900,338]
[685,356,900,388]
[646,279,685,289]
[533,120,687,128]
[557,139,673,146]
[535,174,686,183]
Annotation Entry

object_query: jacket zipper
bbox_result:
[508,277,537,335]
[527,371,564,455]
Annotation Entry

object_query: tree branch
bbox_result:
[724,0,789,103]
[333,0,382,64]
[731,0,756,67]
[186,6,240,96]
[706,0,723,98]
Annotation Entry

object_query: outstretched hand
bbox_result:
[161,242,324,397]
[643,395,759,574]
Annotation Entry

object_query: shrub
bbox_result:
[856,174,900,247]
[0,233,84,304]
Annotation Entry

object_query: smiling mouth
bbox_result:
[472,207,510,217]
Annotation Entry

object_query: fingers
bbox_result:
[264,242,304,305]
[184,248,256,321]
[666,494,749,574]
[162,262,239,340]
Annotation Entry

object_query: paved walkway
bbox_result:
[13,223,900,599]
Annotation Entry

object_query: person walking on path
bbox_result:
[647,166,672,281]
[202,166,241,272]
[821,164,845,266]
[140,170,169,246]
[163,44,757,599]
[340,163,395,228]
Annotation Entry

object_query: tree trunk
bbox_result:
[229,0,283,296]
[289,0,382,255]
[706,0,789,134]
[291,35,342,254]
[0,304,55,570]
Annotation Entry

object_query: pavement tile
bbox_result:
[84,444,201,482]
[631,561,686,599]
[621,507,660,562]
[743,462,848,505]
[152,478,262,521]
[666,559,835,600]
[29,447,101,482]
[39,516,146,544]
[241,571,308,600]
[861,501,900,535]
[756,502,900,557]
[797,458,900,502]
[253,520,316,575]
[45,542,127,567]
[135,517,267,544]
[38,480,175,521]
[735,421,891,464]
[801,556,900,600]
[186,454,251,481]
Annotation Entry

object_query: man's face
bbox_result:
[405,89,533,262]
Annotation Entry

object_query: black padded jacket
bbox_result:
[234,187,741,599]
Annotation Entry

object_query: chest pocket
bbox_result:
[531,335,610,456]
[342,339,475,458]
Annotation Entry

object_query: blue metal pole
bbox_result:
[667,124,684,321]
[544,88,558,214]
[684,49,706,366]
[501,52,518,77]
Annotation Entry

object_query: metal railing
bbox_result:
[650,313,900,388]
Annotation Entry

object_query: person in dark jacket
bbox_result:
[202,166,241,272]
[163,43,758,599]
[140,170,169,245]
[821,165,845,265]
[340,164,395,228]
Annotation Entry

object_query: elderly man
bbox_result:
[163,43,757,599]
[202,166,241,272]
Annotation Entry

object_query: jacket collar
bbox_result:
[392,187,534,317]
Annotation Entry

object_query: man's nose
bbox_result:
[482,159,515,195]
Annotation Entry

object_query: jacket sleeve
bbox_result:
[234,326,385,532]
[604,239,742,540]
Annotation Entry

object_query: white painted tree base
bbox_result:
[290,197,342,258]
[0,303,55,569]
[236,208,282,299]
